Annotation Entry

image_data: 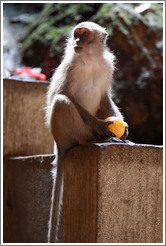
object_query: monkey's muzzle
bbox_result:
[74,38,83,52]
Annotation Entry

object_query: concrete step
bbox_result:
[3,142,163,243]
[63,142,163,243]
[4,154,54,243]
[3,78,53,156]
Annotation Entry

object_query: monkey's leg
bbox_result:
[48,94,92,243]
[50,94,92,149]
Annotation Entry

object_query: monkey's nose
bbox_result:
[74,38,81,47]
[74,38,83,52]
[75,38,81,44]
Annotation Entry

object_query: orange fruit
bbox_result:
[105,116,125,139]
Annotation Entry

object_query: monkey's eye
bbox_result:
[74,27,90,40]
[101,32,108,42]
[74,32,80,39]
[82,31,89,38]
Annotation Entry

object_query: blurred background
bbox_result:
[3,2,163,146]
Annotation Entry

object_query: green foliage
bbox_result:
[22,3,100,56]
[22,2,163,66]
[143,3,163,28]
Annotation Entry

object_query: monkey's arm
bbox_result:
[69,96,116,138]
[96,93,128,140]
[96,92,123,119]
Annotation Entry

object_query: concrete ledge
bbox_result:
[3,154,54,243]
[3,78,53,156]
[3,143,163,243]
[63,143,163,243]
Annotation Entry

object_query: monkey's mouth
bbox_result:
[74,44,83,52]
[74,42,83,52]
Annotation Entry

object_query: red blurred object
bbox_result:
[14,67,47,81]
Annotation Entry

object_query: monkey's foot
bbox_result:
[104,137,135,145]
[104,137,123,143]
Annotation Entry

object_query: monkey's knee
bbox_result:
[50,94,77,148]
[50,94,91,148]
[51,94,70,109]
[50,94,72,123]
[50,94,72,130]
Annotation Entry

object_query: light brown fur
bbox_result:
[46,21,128,243]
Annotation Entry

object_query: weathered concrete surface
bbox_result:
[3,78,53,156]
[97,144,163,243]
[3,143,163,243]
[63,143,163,243]
[3,154,54,243]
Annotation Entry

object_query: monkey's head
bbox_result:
[71,21,108,55]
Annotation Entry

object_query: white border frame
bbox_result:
[1,1,165,245]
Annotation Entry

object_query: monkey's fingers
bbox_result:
[105,120,114,126]
[103,125,117,138]
[94,119,116,138]
[121,122,129,140]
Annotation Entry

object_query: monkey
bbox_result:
[45,21,128,243]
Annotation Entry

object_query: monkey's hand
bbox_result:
[70,97,116,138]
[121,122,129,140]
[93,119,116,138]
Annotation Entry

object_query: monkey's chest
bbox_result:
[75,83,101,115]
[71,66,110,115]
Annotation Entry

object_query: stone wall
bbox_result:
[3,78,53,156]
[4,143,163,243]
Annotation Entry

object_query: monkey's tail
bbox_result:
[47,148,64,243]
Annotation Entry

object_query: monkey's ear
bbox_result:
[102,30,108,40]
